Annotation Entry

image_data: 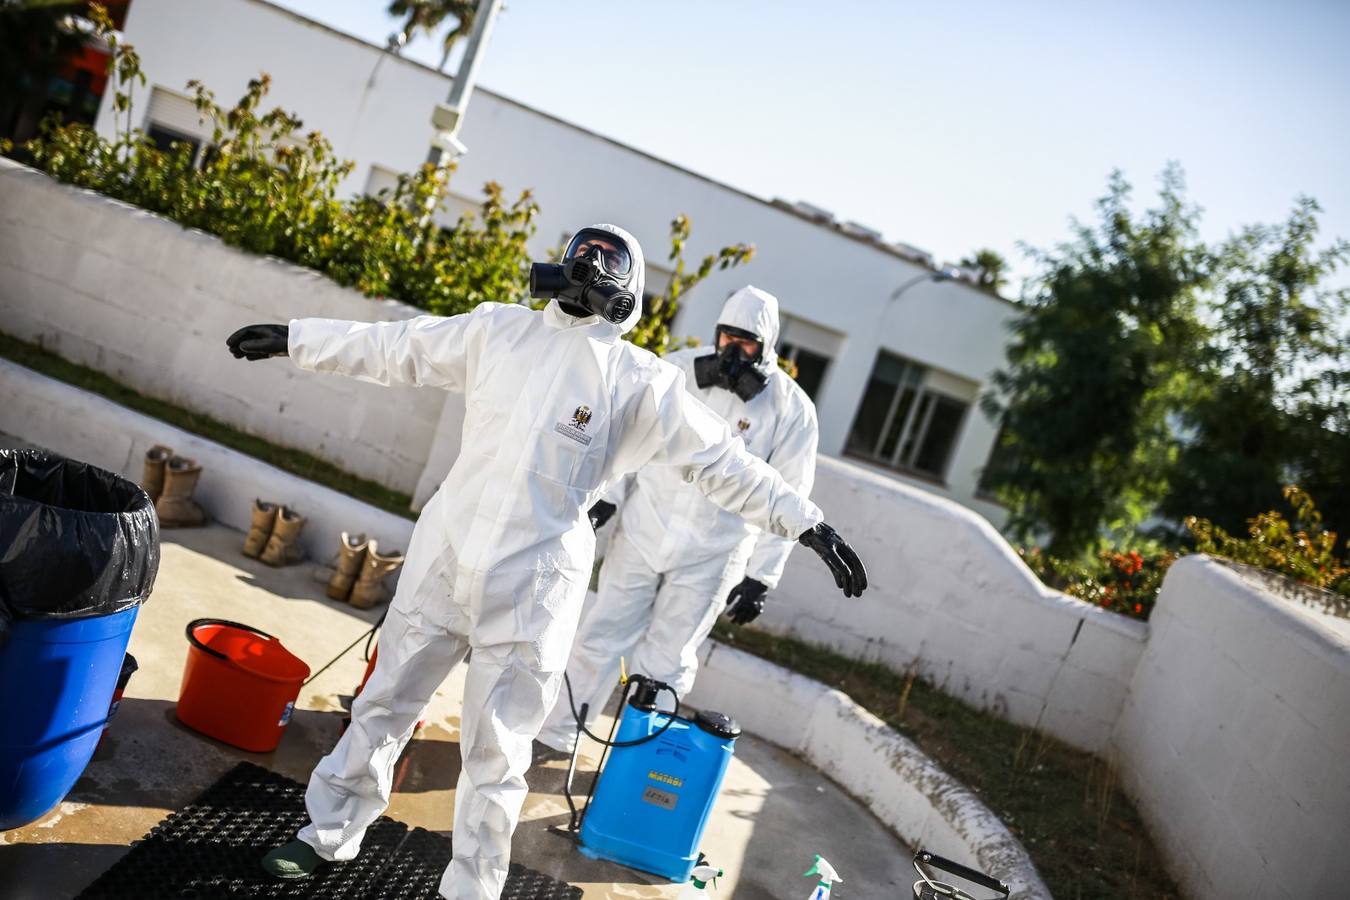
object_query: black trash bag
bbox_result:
[0,449,159,640]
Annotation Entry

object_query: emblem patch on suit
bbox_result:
[555,404,594,445]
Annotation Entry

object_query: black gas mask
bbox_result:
[694,325,769,401]
[529,228,637,324]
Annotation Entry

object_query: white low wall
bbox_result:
[0,157,444,497]
[0,359,415,566]
[764,456,1148,754]
[1112,556,1350,899]
[688,641,1050,899]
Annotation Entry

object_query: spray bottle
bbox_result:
[803,855,842,899]
[677,862,722,899]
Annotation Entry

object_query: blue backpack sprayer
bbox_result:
[552,666,739,883]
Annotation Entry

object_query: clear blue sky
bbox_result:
[270,0,1350,290]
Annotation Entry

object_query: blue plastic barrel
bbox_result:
[0,448,158,831]
[579,700,739,882]
[0,605,141,830]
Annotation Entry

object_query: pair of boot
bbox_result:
[243,500,307,567]
[323,533,403,609]
[142,444,207,528]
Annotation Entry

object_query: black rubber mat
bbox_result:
[76,761,582,899]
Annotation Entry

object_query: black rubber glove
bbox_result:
[227,323,290,360]
[798,522,868,598]
[588,500,617,530]
[724,576,768,624]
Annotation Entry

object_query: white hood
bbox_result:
[716,285,780,367]
[548,222,646,335]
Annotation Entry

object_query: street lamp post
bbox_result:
[419,0,505,230]
[878,265,961,334]
[427,0,504,167]
[889,266,961,303]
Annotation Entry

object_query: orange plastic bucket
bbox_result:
[176,619,310,752]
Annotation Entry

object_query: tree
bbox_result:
[960,247,1009,295]
[628,214,755,355]
[1163,197,1350,532]
[1296,352,1350,527]
[386,0,477,71]
[981,168,1210,558]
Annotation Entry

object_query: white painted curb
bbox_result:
[689,640,1051,899]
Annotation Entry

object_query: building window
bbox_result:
[144,86,211,167]
[776,313,842,403]
[778,341,830,400]
[146,123,203,161]
[845,351,972,482]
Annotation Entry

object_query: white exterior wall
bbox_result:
[104,0,1013,524]
[0,358,416,565]
[1112,557,1350,899]
[765,456,1148,754]
[0,158,441,495]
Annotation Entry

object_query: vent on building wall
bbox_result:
[839,221,884,241]
[890,241,935,268]
[792,200,836,224]
[769,198,952,274]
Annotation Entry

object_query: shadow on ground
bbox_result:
[1,523,913,898]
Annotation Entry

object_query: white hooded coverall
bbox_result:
[537,286,818,753]
[284,226,823,900]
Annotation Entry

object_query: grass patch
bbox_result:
[0,332,415,519]
[710,619,1180,899]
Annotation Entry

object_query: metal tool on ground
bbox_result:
[911,849,1009,900]
[552,664,740,883]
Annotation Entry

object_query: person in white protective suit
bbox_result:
[535,285,817,755]
[223,224,867,900]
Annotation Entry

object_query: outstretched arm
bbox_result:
[227,305,497,391]
[286,312,491,390]
[617,364,865,596]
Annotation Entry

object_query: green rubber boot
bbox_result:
[261,840,326,880]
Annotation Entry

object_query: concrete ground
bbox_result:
[1,441,911,898]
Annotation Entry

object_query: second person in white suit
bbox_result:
[537,285,819,755]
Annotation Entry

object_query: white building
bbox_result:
[102,0,1015,525]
